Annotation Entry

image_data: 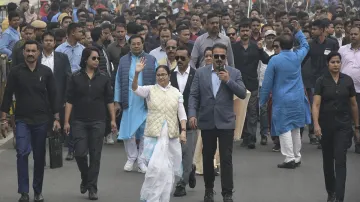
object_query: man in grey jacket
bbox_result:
[188,43,246,202]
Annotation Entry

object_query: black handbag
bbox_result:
[48,131,63,169]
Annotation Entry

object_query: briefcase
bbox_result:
[48,131,63,169]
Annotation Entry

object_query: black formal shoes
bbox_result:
[65,151,74,161]
[295,161,301,167]
[277,161,296,169]
[223,193,233,202]
[18,193,29,202]
[173,184,186,197]
[34,193,44,202]
[88,191,98,200]
[204,189,215,202]
[189,164,196,188]
[260,135,268,145]
[80,183,87,194]
[327,193,336,202]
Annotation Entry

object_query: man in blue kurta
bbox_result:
[114,35,156,173]
[260,22,311,169]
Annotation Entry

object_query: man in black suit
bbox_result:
[171,47,197,197]
[40,31,71,157]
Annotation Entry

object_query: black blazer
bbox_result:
[40,52,71,109]
[170,66,196,128]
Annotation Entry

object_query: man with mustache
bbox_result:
[191,12,234,68]
[232,20,269,149]
[114,35,157,173]
[339,26,360,154]
[0,40,60,202]
[189,43,246,202]
[158,39,178,70]
[171,47,197,197]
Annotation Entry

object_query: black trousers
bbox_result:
[321,127,351,201]
[72,120,105,193]
[201,128,234,196]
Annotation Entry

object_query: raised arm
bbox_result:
[132,57,151,98]
[294,31,310,62]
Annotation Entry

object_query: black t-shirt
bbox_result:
[314,71,356,129]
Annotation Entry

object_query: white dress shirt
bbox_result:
[258,46,274,87]
[149,46,167,62]
[41,51,55,72]
[174,65,191,94]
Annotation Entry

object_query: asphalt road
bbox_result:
[0,133,359,202]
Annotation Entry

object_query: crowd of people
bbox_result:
[0,0,359,202]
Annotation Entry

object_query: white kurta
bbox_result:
[134,83,187,202]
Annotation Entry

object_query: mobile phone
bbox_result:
[217,66,226,72]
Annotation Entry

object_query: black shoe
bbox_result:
[247,142,255,149]
[34,193,44,202]
[240,139,248,147]
[277,161,296,169]
[272,144,281,152]
[88,191,98,200]
[260,135,268,145]
[65,151,74,161]
[355,144,360,154]
[204,189,215,202]
[335,200,343,202]
[189,164,196,188]
[214,166,220,176]
[327,193,336,202]
[317,144,322,149]
[18,193,29,202]
[173,184,186,197]
[295,161,301,167]
[223,193,233,202]
[80,183,87,194]
[309,137,318,145]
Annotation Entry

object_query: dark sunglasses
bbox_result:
[166,46,177,50]
[91,56,100,61]
[273,45,279,49]
[227,33,236,36]
[213,54,226,60]
[175,56,186,61]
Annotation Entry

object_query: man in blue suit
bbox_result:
[188,43,247,202]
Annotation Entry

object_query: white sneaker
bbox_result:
[124,161,134,172]
[138,164,147,173]
[105,134,114,145]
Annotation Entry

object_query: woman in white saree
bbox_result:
[132,59,187,202]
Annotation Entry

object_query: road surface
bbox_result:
[0,132,359,202]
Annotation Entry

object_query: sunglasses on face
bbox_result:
[273,45,279,49]
[166,46,177,50]
[213,54,226,60]
[227,33,236,36]
[91,56,100,61]
[175,56,186,61]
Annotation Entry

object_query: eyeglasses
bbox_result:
[175,56,186,61]
[91,56,100,61]
[272,45,279,49]
[227,33,236,36]
[213,54,226,60]
[156,73,168,78]
[166,46,177,50]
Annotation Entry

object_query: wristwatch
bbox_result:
[181,128,186,132]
